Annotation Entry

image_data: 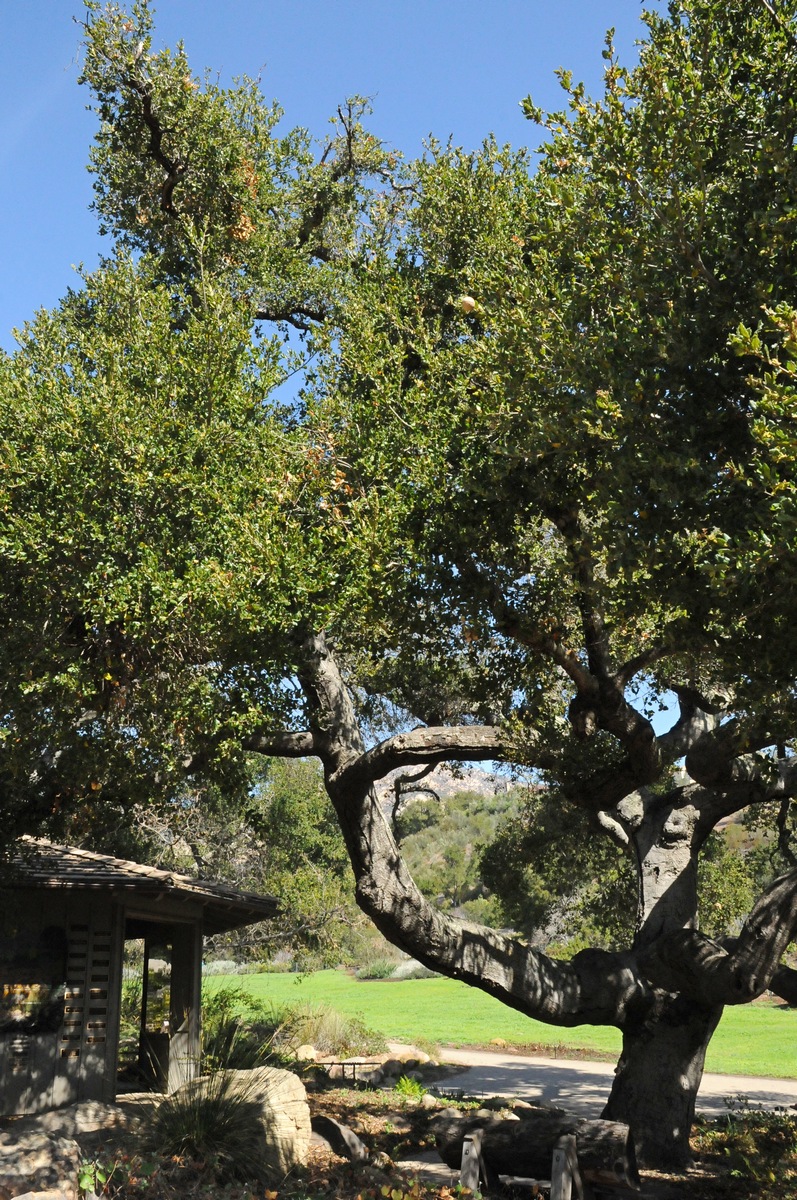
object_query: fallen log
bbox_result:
[435,1111,640,1192]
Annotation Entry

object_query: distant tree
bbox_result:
[5,0,797,1168]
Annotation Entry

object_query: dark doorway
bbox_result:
[117,917,199,1093]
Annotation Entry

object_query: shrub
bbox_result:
[201,984,287,1072]
[276,1002,387,1057]
[201,959,241,976]
[146,1071,271,1183]
[355,957,399,980]
[394,1074,425,1099]
[692,1103,797,1198]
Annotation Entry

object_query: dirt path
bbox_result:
[426,1044,797,1117]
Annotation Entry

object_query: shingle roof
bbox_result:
[6,837,279,934]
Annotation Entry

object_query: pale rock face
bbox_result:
[0,1127,81,1200]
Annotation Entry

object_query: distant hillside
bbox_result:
[387,782,522,925]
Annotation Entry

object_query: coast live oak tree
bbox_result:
[3,0,797,1168]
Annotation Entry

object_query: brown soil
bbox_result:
[79,1078,797,1200]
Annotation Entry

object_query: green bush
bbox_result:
[201,985,387,1064]
[201,984,287,1072]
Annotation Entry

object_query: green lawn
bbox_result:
[221,968,797,1079]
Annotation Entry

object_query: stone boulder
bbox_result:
[310,1114,369,1161]
[0,1126,80,1200]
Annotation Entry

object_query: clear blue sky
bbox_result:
[1,2,658,352]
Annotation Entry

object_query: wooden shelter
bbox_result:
[0,838,277,1116]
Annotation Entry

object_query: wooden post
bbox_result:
[551,1135,596,1200]
[460,1131,482,1192]
[551,1135,574,1200]
[460,1128,502,1194]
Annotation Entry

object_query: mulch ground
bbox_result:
[79,1078,797,1200]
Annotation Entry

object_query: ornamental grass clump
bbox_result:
[276,1001,387,1057]
[146,1070,270,1184]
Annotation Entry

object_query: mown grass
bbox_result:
[219,968,797,1079]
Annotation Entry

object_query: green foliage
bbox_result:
[68,758,364,966]
[78,1156,127,1197]
[119,976,143,1041]
[201,983,387,1059]
[239,759,362,965]
[6,10,797,1133]
[308,0,797,733]
[398,789,517,916]
[80,0,390,316]
[393,1074,425,1099]
[200,984,285,1072]
[698,831,758,939]
[481,788,636,949]
[693,1104,797,1198]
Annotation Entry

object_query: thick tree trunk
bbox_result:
[602,993,722,1169]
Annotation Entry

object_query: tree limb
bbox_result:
[616,643,674,687]
[637,866,797,1006]
[296,628,653,1028]
[119,69,184,214]
[243,730,316,757]
[769,963,797,1006]
[685,718,779,787]
[776,796,797,867]
[456,558,598,694]
[254,300,331,330]
[337,724,516,791]
[658,687,723,760]
[550,508,612,682]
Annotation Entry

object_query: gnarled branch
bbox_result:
[638,866,797,1007]
[341,725,510,789]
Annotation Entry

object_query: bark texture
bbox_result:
[602,995,722,1167]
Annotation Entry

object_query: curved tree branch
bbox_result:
[340,724,515,791]
[658,687,723,760]
[769,963,797,1006]
[549,507,612,682]
[243,730,317,757]
[638,866,797,1006]
[296,627,653,1028]
[685,717,778,787]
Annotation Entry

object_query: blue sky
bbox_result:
[1,1,657,351]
